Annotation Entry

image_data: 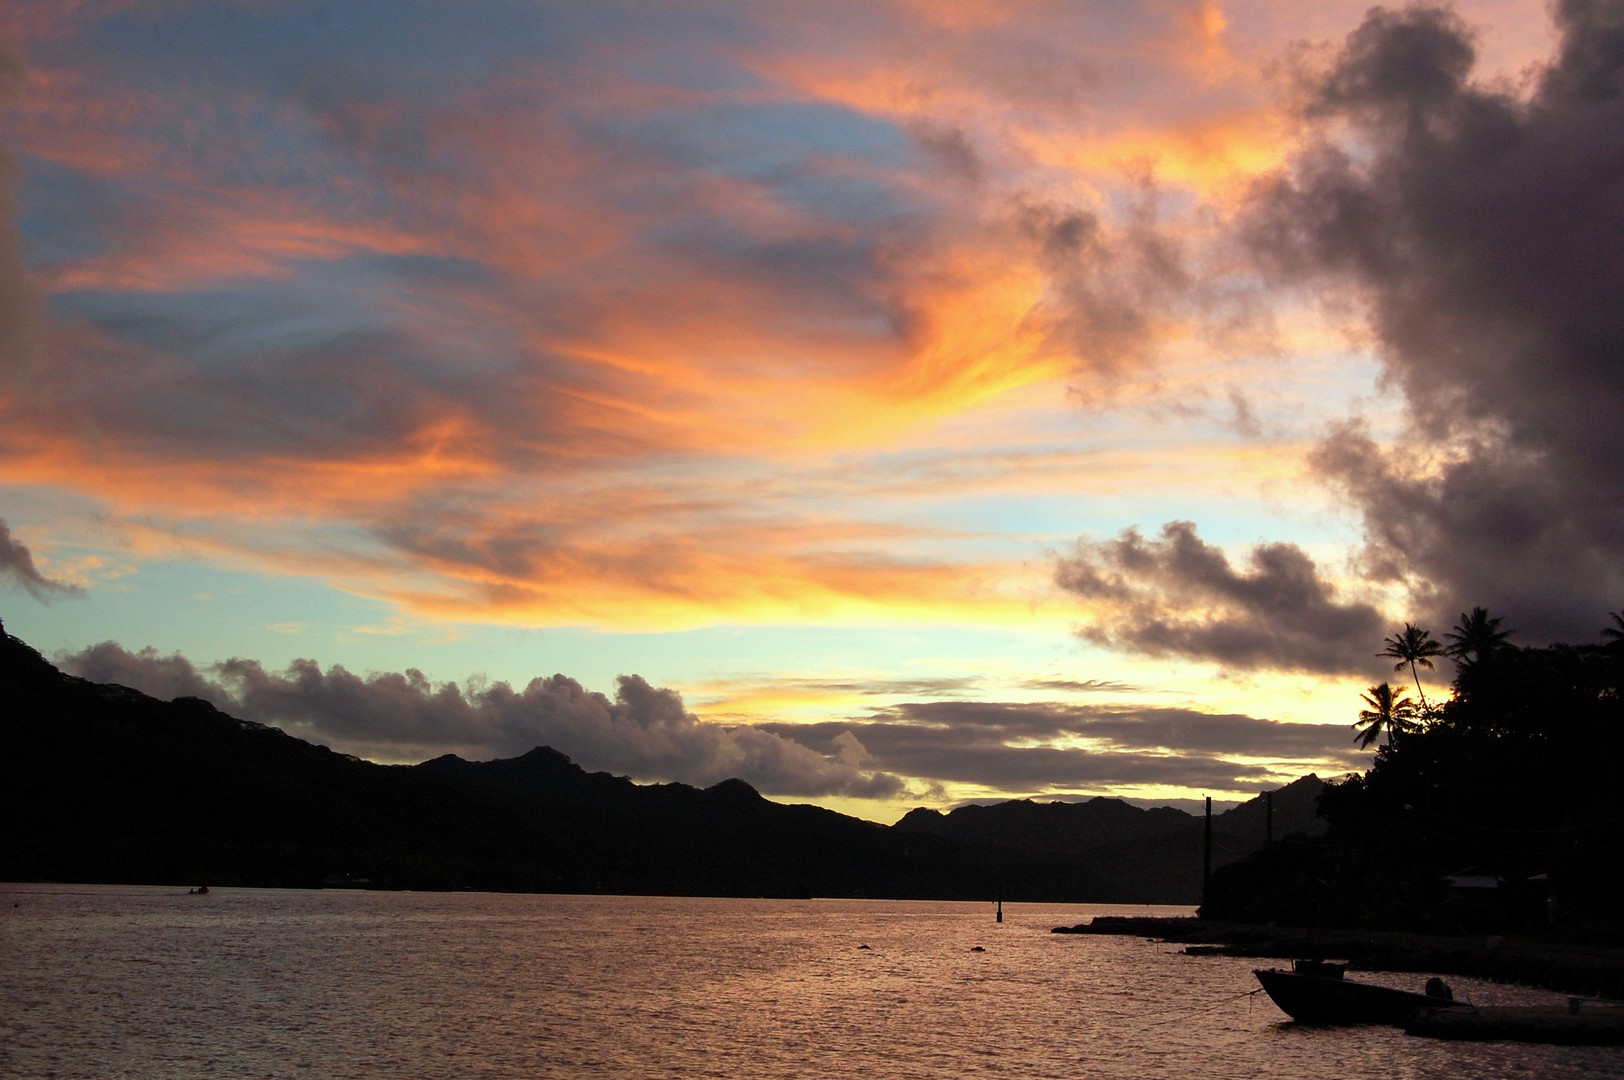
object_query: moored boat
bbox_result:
[1254,959,1453,1025]
[1405,999,1624,1045]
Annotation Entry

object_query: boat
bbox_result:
[1254,959,1454,1025]
[1405,999,1624,1045]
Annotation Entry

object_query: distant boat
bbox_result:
[1254,960,1452,1025]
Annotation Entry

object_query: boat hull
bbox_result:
[1406,1003,1624,1045]
[1254,968,1446,1026]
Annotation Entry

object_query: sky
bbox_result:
[3,0,1622,823]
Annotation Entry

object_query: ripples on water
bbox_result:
[1,884,1615,1079]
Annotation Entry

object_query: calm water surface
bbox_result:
[2,884,1618,1078]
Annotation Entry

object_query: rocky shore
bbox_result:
[1054,917,1624,1000]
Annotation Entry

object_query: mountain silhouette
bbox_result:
[1,619,1321,900]
[895,777,1326,903]
[0,622,1124,899]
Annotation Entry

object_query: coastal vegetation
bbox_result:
[1203,609,1624,938]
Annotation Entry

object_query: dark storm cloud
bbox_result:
[763,700,1361,793]
[1247,0,1624,640]
[0,519,83,601]
[1055,520,1385,673]
[56,641,906,799]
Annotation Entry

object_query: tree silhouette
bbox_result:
[1444,606,1512,671]
[1603,611,1624,651]
[1379,623,1443,712]
[1354,682,1418,749]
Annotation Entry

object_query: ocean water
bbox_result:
[1,884,1616,1079]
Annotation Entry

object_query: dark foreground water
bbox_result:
[2,884,1618,1079]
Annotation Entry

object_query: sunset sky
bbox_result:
[3,0,1621,822]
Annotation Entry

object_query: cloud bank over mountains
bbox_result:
[56,638,1361,802]
[767,702,1360,793]
[57,639,907,799]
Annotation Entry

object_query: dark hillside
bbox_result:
[0,621,1121,900]
[895,775,1327,903]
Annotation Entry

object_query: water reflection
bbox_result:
[0,886,1609,1079]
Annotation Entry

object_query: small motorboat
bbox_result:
[1254,959,1453,1026]
[1406,998,1624,1045]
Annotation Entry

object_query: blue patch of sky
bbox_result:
[50,248,507,370]
[56,1,567,102]
[44,0,785,123]
[53,283,364,365]
[812,422,1367,565]
[0,558,361,670]
[12,157,128,268]
[599,97,913,207]
[974,460,1361,553]
[663,99,908,174]
[855,486,1352,568]
[185,104,365,191]
[368,252,502,290]
[34,2,922,242]
[768,159,923,230]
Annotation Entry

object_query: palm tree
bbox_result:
[1354,682,1419,748]
[1601,613,1624,691]
[1444,606,1512,670]
[1603,611,1624,650]
[1380,623,1444,712]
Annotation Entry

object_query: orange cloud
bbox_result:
[0,0,1474,644]
[391,541,1045,631]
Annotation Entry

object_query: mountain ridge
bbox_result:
[892,776,1326,902]
[0,621,1115,898]
[0,618,1320,902]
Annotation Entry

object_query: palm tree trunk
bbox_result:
[1409,661,1429,711]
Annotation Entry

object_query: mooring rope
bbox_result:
[1139,986,1265,1025]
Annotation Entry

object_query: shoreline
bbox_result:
[1055,917,1624,1000]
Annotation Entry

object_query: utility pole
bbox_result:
[1203,795,1212,904]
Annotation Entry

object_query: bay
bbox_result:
[1,884,1615,1078]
